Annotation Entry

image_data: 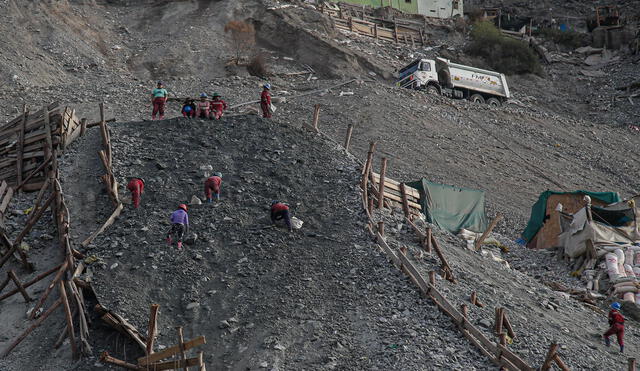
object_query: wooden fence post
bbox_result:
[475,213,503,251]
[80,118,88,137]
[146,304,160,354]
[344,124,353,151]
[177,327,188,371]
[377,157,387,209]
[541,343,558,371]
[399,183,410,218]
[312,104,320,132]
[377,221,384,237]
[629,358,637,371]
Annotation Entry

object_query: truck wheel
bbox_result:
[426,85,440,95]
[487,98,501,107]
[470,94,485,104]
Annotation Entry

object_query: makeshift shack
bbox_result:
[557,195,640,304]
[407,178,488,233]
[521,190,620,250]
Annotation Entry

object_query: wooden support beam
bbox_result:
[177,327,188,371]
[554,354,570,371]
[377,157,387,209]
[475,213,503,251]
[1,298,62,358]
[146,304,160,355]
[312,104,320,132]
[502,309,515,339]
[15,155,52,192]
[430,234,456,283]
[29,261,68,320]
[16,108,28,190]
[629,358,637,371]
[0,263,62,302]
[399,183,410,218]
[8,270,31,302]
[138,336,206,366]
[100,352,141,370]
[198,351,206,371]
[59,280,78,359]
[424,227,432,253]
[377,221,384,237]
[541,343,558,371]
[343,124,353,151]
[495,307,504,335]
[81,203,123,247]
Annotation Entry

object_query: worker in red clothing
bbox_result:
[260,83,272,118]
[151,81,168,120]
[195,93,210,119]
[126,177,145,208]
[204,172,223,202]
[209,93,228,120]
[603,302,625,353]
[270,200,292,232]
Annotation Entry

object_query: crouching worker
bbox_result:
[603,302,625,353]
[209,93,228,120]
[270,200,292,232]
[167,204,189,250]
[204,172,223,202]
[182,99,196,118]
[195,93,210,119]
[126,177,145,208]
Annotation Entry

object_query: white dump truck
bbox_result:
[396,58,510,106]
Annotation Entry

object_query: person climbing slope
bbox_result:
[204,172,223,202]
[209,93,228,120]
[260,83,272,118]
[270,200,292,232]
[167,204,189,250]
[181,98,196,119]
[195,93,210,119]
[151,81,169,120]
[603,301,625,353]
[126,177,145,208]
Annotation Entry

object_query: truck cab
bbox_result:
[396,59,439,92]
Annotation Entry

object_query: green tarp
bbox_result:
[407,178,488,233]
[521,190,621,242]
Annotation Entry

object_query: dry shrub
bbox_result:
[467,21,542,75]
[224,20,256,64]
[247,54,268,77]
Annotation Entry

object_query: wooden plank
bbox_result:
[138,336,206,366]
[376,232,400,267]
[371,172,420,198]
[146,357,201,371]
[475,213,503,251]
[16,109,27,188]
[81,203,123,247]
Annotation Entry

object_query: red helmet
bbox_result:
[179,204,188,211]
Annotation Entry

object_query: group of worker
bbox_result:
[126,173,293,250]
[150,81,273,120]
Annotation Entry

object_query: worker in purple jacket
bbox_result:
[166,204,189,250]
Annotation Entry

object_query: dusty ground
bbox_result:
[0,0,639,370]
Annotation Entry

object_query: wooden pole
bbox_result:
[100,352,141,370]
[495,307,504,335]
[343,124,353,151]
[554,354,570,371]
[499,333,507,346]
[424,227,432,253]
[367,197,374,216]
[361,142,376,175]
[0,274,10,294]
[15,155,52,192]
[7,270,31,302]
[399,183,410,218]
[377,221,384,237]
[502,309,515,338]
[428,271,436,285]
[475,213,503,251]
[377,157,387,209]
[79,118,87,137]
[541,343,558,371]
[198,351,206,370]
[29,261,68,320]
[1,299,62,358]
[629,358,637,371]
[0,263,63,302]
[59,280,78,359]
[460,304,468,319]
[177,327,188,371]
[16,107,28,190]
[312,104,321,132]
[146,304,160,354]
[430,234,456,283]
